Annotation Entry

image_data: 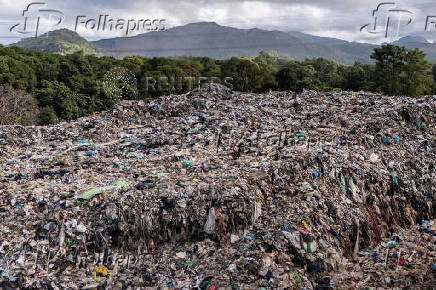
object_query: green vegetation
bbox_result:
[0,45,434,126]
[371,45,432,97]
[11,29,102,56]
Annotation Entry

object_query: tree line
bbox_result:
[0,44,434,125]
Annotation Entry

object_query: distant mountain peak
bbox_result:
[180,21,224,30]
[185,21,220,26]
[10,28,101,55]
[393,35,429,45]
[43,28,80,36]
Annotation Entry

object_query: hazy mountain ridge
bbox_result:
[8,23,436,64]
[92,22,369,64]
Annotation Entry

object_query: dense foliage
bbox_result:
[0,45,434,125]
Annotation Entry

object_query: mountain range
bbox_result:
[10,22,436,64]
[92,22,376,64]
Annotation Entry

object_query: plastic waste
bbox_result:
[77,179,129,200]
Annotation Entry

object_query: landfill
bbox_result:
[0,84,435,289]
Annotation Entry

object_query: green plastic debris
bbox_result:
[337,178,346,192]
[182,160,192,168]
[77,180,128,200]
[77,140,93,146]
[120,137,134,142]
[242,234,255,241]
[183,260,198,267]
[415,121,421,130]
[292,270,301,284]
[388,173,398,185]
[296,133,305,140]
[257,162,267,168]
[151,170,166,177]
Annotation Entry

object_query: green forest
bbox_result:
[0,44,435,125]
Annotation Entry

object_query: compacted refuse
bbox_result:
[0,85,435,289]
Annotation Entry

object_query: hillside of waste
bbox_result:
[0,85,435,289]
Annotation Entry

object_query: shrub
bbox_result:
[0,85,39,126]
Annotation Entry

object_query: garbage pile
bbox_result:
[0,85,435,288]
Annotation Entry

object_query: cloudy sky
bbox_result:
[1,0,436,45]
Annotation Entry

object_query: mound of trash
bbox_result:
[0,85,435,289]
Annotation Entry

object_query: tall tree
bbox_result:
[371,45,407,96]
[277,62,318,92]
[402,49,431,97]
[221,57,262,92]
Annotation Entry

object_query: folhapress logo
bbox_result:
[75,16,165,35]
[360,2,414,38]
[9,2,166,38]
[10,2,64,37]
